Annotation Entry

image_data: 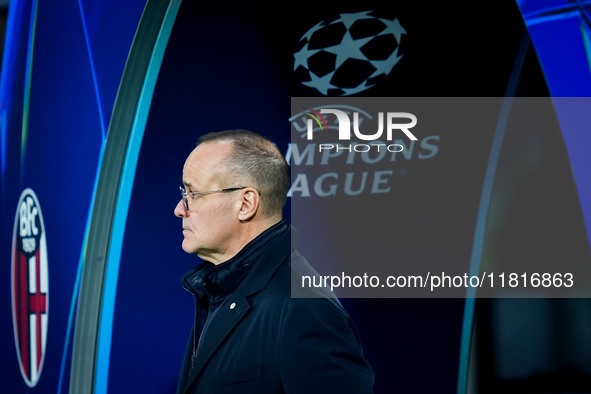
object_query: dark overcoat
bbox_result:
[177,227,375,394]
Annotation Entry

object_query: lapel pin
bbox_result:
[230,302,236,309]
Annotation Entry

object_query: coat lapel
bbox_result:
[183,289,251,393]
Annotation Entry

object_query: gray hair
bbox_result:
[197,130,289,219]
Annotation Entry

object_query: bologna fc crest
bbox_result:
[11,188,49,387]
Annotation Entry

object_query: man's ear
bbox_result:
[237,189,260,221]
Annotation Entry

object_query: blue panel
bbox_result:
[517,0,591,262]
[0,0,103,391]
[0,0,147,392]
[526,20,591,96]
[517,0,591,95]
[551,97,591,247]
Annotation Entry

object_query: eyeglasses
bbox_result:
[179,186,246,212]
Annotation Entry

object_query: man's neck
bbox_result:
[199,218,283,265]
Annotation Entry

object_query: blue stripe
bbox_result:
[518,0,591,20]
[94,1,183,393]
[524,10,581,27]
[0,0,24,181]
[582,22,591,71]
[77,0,108,141]
[456,31,530,394]
[20,0,38,177]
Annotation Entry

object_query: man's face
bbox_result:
[174,142,240,261]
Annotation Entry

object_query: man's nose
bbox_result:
[174,199,186,218]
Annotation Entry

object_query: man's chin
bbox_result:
[181,239,197,254]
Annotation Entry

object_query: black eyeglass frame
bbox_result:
[179,186,248,212]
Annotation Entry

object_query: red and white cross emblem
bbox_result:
[12,189,49,387]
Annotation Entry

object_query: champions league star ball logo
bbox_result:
[11,188,49,387]
[294,11,406,96]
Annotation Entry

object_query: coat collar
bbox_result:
[238,223,296,298]
[180,220,290,307]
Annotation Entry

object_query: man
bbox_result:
[174,130,374,393]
